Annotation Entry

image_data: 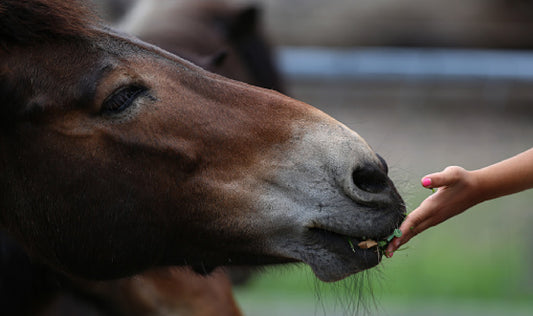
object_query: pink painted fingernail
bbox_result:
[422,177,432,187]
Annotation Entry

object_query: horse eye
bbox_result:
[101,85,147,114]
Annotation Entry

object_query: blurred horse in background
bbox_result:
[118,0,284,92]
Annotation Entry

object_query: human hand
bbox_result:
[386,166,483,257]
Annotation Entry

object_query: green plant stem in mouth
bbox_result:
[348,238,357,253]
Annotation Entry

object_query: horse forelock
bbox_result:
[0,0,98,48]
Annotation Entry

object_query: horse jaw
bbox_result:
[253,116,405,282]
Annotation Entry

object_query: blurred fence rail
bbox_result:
[277,47,533,81]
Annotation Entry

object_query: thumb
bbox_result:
[421,166,464,189]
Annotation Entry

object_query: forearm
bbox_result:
[471,147,533,202]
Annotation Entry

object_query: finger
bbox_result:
[385,225,419,256]
[421,172,444,189]
[388,200,444,251]
[386,210,425,254]
[422,166,465,189]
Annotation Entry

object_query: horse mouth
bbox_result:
[302,224,399,282]
[308,226,385,256]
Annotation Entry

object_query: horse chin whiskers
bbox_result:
[303,266,380,316]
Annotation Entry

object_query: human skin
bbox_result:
[386,147,533,256]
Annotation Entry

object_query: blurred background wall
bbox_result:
[231,0,533,49]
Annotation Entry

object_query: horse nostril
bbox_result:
[352,164,389,194]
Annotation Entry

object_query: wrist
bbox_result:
[469,168,499,205]
[465,169,487,205]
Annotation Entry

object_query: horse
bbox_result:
[0,0,404,309]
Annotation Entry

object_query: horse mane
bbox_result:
[0,0,98,47]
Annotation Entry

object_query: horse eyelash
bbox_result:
[101,85,148,114]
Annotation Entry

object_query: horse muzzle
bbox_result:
[253,117,406,282]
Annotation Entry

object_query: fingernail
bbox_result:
[422,177,432,187]
[388,252,394,258]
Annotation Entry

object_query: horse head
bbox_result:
[0,0,404,283]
